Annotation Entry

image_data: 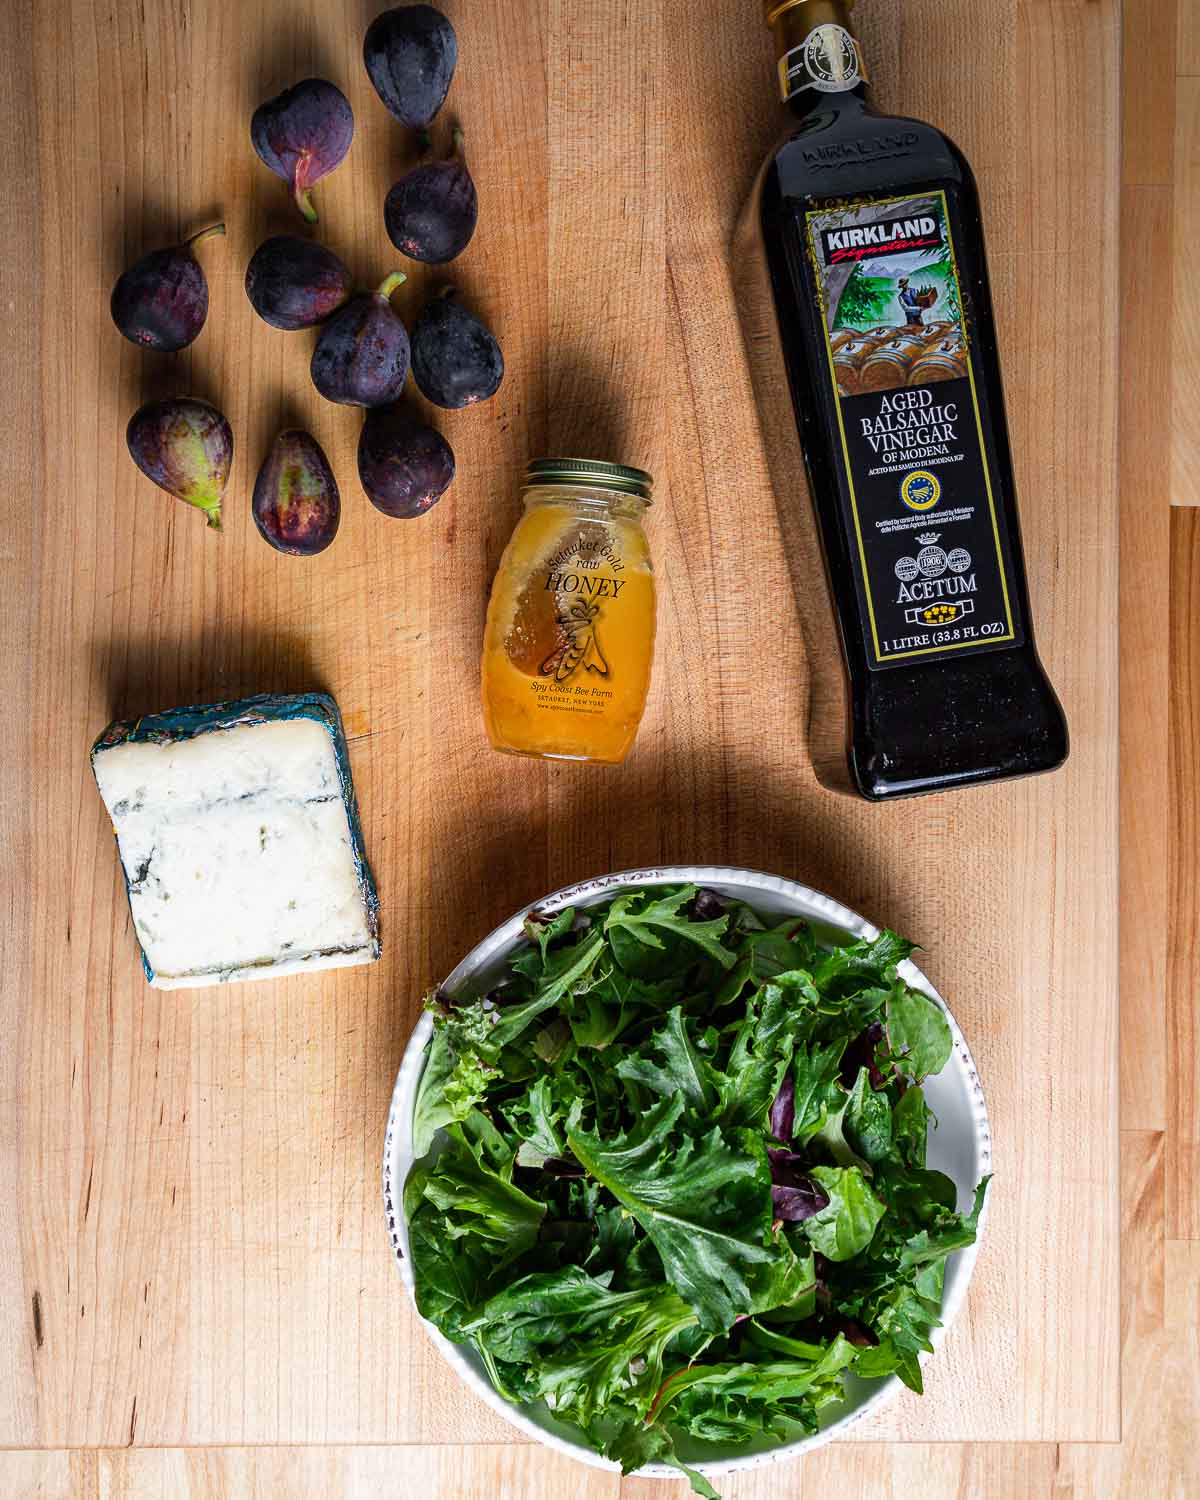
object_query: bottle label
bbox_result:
[805,190,1026,670]
[779,24,866,101]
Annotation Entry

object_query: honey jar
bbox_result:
[481,458,656,764]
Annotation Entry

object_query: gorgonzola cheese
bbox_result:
[93,712,379,988]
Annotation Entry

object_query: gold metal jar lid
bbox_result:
[525,457,654,502]
[764,0,855,26]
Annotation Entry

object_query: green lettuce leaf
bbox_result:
[567,1095,780,1330]
[615,1006,720,1114]
[844,1066,893,1163]
[789,1038,848,1144]
[886,986,953,1080]
[802,1166,886,1261]
[718,975,818,1130]
[605,887,737,974]
[412,1126,545,1262]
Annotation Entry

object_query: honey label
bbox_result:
[538,534,625,690]
[497,522,643,732]
[805,190,1026,669]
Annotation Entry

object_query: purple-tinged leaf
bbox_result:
[769,1150,830,1222]
[840,1021,887,1090]
[770,1072,795,1145]
[689,888,729,923]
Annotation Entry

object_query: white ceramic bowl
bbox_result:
[383,866,991,1486]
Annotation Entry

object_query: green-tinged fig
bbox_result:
[310,271,410,407]
[110,224,225,351]
[252,430,340,555]
[363,6,457,131]
[358,405,454,518]
[384,128,477,264]
[251,78,354,224]
[410,287,503,409]
[245,235,354,330]
[126,398,232,531]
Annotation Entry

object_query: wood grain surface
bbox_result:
[0,0,1163,1493]
[1175,64,1200,504]
[1170,509,1200,1241]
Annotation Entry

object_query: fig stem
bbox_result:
[451,126,465,161]
[377,271,408,301]
[203,504,222,532]
[186,222,227,253]
[295,186,319,224]
[417,128,433,153]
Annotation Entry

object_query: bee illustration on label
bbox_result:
[541,602,610,684]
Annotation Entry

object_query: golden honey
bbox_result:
[481,459,656,764]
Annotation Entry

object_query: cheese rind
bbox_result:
[92,694,380,988]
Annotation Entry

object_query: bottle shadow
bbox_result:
[367,742,924,1104]
[544,345,648,468]
[730,182,854,793]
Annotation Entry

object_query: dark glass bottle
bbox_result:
[738,0,1068,799]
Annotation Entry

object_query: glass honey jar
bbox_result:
[482,458,656,764]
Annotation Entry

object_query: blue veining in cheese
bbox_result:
[91,693,380,989]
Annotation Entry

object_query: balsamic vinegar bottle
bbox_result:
[736,0,1068,800]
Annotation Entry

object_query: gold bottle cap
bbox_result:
[764,0,855,26]
[525,457,654,502]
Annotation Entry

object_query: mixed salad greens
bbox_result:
[405,885,988,1495]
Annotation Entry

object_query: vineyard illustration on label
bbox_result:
[808,193,968,398]
[541,602,610,684]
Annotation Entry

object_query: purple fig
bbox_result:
[245,235,354,330]
[385,128,477,264]
[364,6,457,131]
[252,430,340,555]
[251,79,354,224]
[410,287,503,409]
[126,398,232,531]
[358,405,454,518]
[310,272,410,407]
[110,223,225,352]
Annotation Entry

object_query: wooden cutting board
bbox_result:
[0,0,1119,1459]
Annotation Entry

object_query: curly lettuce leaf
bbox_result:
[605,886,737,975]
[410,1125,545,1261]
[567,1094,782,1331]
[615,1006,721,1114]
[652,1336,857,1443]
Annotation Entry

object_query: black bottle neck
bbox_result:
[785,79,869,126]
[769,1,870,120]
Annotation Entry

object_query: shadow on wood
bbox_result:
[90,626,328,725]
[548,345,643,467]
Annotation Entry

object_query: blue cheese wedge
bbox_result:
[92,694,380,988]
